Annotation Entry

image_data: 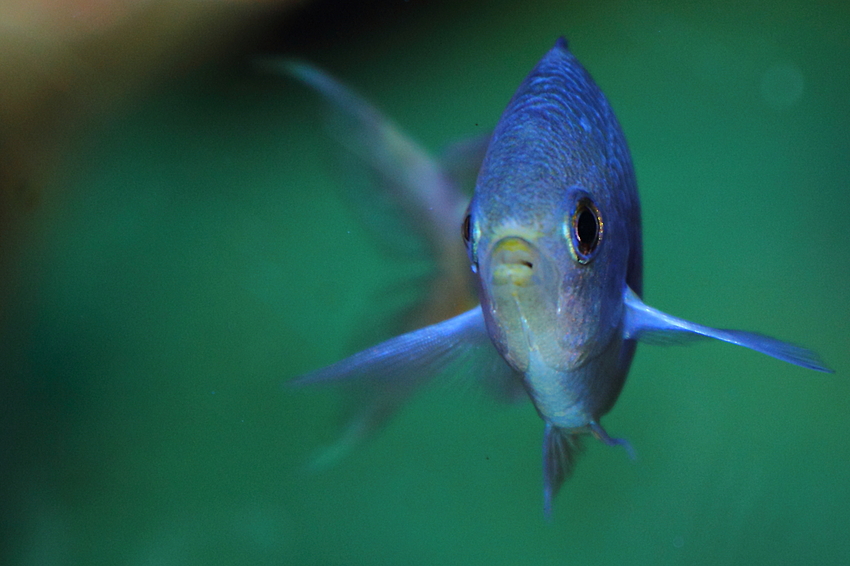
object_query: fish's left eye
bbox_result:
[569,197,603,264]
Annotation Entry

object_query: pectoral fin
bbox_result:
[623,287,833,373]
[291,307,524,468]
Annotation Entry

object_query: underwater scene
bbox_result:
[1,0,848,564]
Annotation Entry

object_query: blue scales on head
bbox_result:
[285,38,832,518]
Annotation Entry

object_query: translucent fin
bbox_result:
[439,132,492,195]
[261,59,478,328]
[589,421,636,460]
[542,424,584,520]
[260,59,469,260]
[623,287,833,373]
[290,307,524,467]
[294,307,493,386]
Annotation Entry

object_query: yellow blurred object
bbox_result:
[0,0,303,115]
[0,0,303,253]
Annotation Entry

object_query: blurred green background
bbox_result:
[1,0,848,564]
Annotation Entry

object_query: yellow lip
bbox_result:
[489,237,538,287]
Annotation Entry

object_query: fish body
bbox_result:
[288,38,832,517]
[469,38,641,435]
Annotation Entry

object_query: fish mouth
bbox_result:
[480,235,561,374]
[488,236,540,287]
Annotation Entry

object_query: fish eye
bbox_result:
[569,197,603,264]
[461,212,472,245]
[461,208,480,272]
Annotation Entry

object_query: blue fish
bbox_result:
[289,38,832,517]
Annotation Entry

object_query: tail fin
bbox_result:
[259,58,480,329]
[259,58,469,260]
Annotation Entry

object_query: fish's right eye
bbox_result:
[461,209,480,272]
[461,213,472,245]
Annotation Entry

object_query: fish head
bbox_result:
[463,39,641,379]
[468,182,627,376]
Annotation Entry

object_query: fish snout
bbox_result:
[488,237,541,287]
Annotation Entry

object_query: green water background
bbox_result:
[2,0,849,564]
